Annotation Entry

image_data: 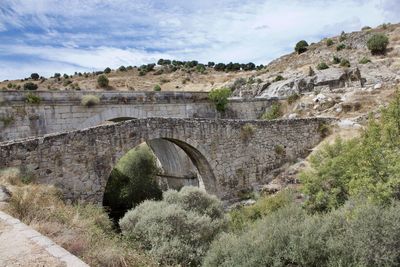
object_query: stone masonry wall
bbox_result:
[0,117,332,203]
[0,91,273,141]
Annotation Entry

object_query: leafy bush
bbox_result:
[97,74,109,88]
[332,55,341,64]
[120,187,226,266]
[359,57,371,64]
[205,201,400,267]
[208,88,231,112]
[336,43,346,51]
[367,33,389,54]
[339,58,351,67]
[228,190,293,232]
[23,82,38,91]
[104,67,111,74]
[153,84,161,91]
[103,145,162,222]
[316,62,329,70]
[81,95,100,107]
[326,38,334,46]
[294,40,309,54]
[274,75,284,82]
[25,93,41,104]
[214,63,226,71]
[301,93,400,213]
[118,66,127,72]
[261,102,283,120]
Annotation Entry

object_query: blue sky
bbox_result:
[0,0,399,80]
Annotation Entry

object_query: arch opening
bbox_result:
[102,137,217,225]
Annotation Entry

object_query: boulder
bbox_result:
[0,185,11,202]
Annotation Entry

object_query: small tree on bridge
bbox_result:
[208,87,232,112]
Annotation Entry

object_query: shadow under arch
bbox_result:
[161,138,218,196]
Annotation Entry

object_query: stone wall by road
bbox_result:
[0,91,274,141]
[0,117,332,203]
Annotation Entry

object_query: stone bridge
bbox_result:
[0,117,331,203]
[0,91,274,141]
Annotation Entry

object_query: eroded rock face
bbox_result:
[257,67,364,98]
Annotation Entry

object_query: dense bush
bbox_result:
[104,67,111,74]
[326,38,334,46]
[81,94,100,107]
[25,93,41,104]
[294,40,309,54]
[103,145,162,222]
[301,93,400,213]
[118,66,127,72]
[97,74,109,88]
[208,88,231,112]
[30,73,39,80]
[204,201,400,267]
[153,84,161,91]
[339,58,351,67]
[274,75,284,82]
[261,102,283,120]
[120,187,226,266]
[336,43,346,51]
[23,82,38,90]
[367,33,389,54]
[316,62,329,70]
[332,55,341,64]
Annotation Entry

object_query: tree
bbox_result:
[97,74,109,88]
[104,67,111,74]
[295,40,309,54]
[367,33,389,55]
[208,88,232,112]
[23,82,38,90]
[214,63,226,71]
[208,62,215,67]
[30,73,39,80]
[118,66,127,72]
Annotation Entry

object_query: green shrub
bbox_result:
[294,40,309,54]
[301,93,400,213]
[359,57,371,64]
[118,66,127,72]
[103,145,162,222]
[332,55,341,64]
[274,144,285,155]
[205,201,400,267]
[7,83,13,88]
[228,190,293,232]
[153,84,161,91]
[120,187,226,266]
[25,93,41,104]
[336,43,346,51]
[104,67,111,74]
[81,95,100,107]
[261,102,283,120]
[97,74,109,88]
[362,26,372,31]
[23,82,38,91]
[316,62,329,70]
[326,38,334,46]
[367,33,389,54]
[273,75,284,82]
[339,58,351,67]
[208,88,231,112]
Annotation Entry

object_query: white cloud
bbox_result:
[0,0,399,80]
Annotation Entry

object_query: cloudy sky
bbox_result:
[0,0,399,80]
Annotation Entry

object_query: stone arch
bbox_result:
[80,106,142,129]
[101,136,218,203]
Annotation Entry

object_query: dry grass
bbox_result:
[0,169,156,267]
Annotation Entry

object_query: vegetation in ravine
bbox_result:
[208,87,232,112]
[103,145,162,223]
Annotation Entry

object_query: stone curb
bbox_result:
[0,211,89,267]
